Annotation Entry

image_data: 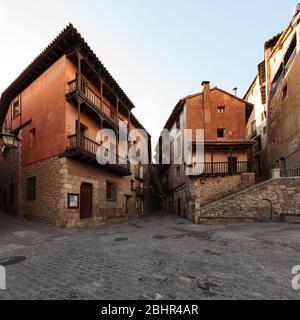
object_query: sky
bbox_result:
[0,0,297,147]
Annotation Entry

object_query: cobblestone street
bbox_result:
[0,212,300,300]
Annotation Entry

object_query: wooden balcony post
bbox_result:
[77,101,81,149]
[100,78,103,112]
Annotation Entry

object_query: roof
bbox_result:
[163,86,253,131]
[0,24,137,127]
[243,75,258,100]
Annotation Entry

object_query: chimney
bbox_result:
[202,81,210,93]
[233,87,238,96]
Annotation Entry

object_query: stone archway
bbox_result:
[257,199,273,222]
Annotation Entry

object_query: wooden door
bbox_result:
[228,157,238,174]
[80,183,93,219]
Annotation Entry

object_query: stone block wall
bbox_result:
[60,158,128,227]
[20,156,139,227]
[196,178,300,224]
[22,156,64,225]
[187,173,255,220]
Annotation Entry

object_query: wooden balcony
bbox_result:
[66,79,118,128]
[190,162,251,177]
[65,134,131,177]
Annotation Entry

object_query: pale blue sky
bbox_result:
[0,0,296,145]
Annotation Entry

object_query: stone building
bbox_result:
[244,66,268,180]
[267,6,300,173]
[158,81,255,222]
[0,24,152,227]
[245,4,300,177]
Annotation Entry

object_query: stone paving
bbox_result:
[0,212,300,300]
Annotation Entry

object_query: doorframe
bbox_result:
[80,182,93,220]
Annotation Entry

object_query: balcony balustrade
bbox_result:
[270,48,297,98]
[189,162,251,176]
[66,134,131,176]
[67,79,118,127]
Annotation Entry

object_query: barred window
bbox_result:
[106,181,117,201]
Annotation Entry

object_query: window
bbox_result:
[13,98,20,118]
[282,85,288,99]
[26,177,36,201]
[29,128,36,148]
[218,106,226,113]
[106,181,117,201]
[217,128,225,138]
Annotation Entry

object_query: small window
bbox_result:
[29,128,36,148]
[282,85,288,99]
[27,177,36,201]
[217,128,225,138]
[218,106,226,113]
[13,98,20,118]
[106,181,117,201]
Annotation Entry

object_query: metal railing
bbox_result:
[68,134,129,170]
[284,48,297,74]
[190,162,250,176]
[271,68,285,98]
[68,79,118,124]
[270,48,297,98]
[281,168,300,178]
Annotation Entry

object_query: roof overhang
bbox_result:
[0,24,136,127]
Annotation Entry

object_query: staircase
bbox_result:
[195,176,300,224]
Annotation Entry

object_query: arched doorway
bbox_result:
[80,183,93,220]
[257,199,273,222]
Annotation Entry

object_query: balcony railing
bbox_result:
[189,162,251,176]
[281,168,300,178]
[67,134,130,175]
[270,48,297,98]
[67,79,118,124]
[285,48,297,74]
[271,69,285,98]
